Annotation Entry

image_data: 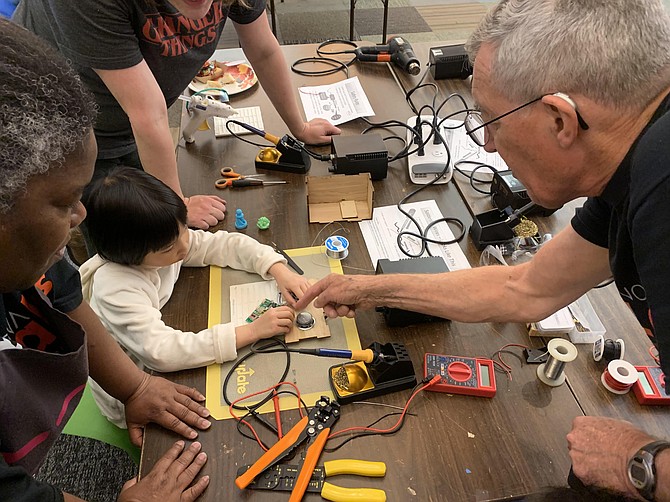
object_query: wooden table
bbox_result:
[140,43,669,501]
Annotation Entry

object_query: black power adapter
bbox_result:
[428,44,473,80]
[375,257,449,327]
[330,134,388,180]
[491,170,560,217]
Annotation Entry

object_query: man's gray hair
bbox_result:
[0,19,96,213]
[466,0,670,109]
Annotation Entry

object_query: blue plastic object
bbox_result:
[234,208,248,230]
[0,0,19,18]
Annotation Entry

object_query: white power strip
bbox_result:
[405,115,457,185]
[213,106,264,137]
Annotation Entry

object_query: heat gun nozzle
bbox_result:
[407,62,421,76]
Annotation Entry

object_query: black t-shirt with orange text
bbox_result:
[14,0,266,158]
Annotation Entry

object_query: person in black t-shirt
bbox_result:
[14,0,341,231]
[295,1,670,499]
[0,18,213,501]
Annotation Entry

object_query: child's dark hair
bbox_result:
[82,166,188,266]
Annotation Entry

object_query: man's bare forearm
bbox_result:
[358,265,541,322]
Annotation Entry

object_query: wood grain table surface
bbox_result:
[139,42,669,502]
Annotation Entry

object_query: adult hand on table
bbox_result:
[123,373,211,446]
[295,273,377,319]
[184,195,226,230]
[294,118,341,145]
[567,416,655,499]
[118,441,209,502]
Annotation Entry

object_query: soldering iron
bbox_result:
[354,36,421,75]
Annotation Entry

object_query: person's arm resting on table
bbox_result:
[95,63,226,230]
[66,300,211,445]
[568,416,670,501]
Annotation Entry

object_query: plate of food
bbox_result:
[188,60,258,96]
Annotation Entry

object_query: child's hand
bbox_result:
[249,306,295,342]
[270,263,312,308]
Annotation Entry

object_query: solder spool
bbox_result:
[592,334,625,363]
[324,235,349,260]
[537,338,578,387]
[601,359,638,394]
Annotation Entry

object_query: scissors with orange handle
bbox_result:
[215,167,263,188]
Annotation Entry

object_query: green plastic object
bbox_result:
[256,216,271,230]
[63,384,140,464]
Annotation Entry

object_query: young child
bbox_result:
[79,167,310,427]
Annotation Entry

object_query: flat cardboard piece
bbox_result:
[339,200,359,219]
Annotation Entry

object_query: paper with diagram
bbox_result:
[298,76,374,125]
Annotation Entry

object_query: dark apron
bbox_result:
[0,287,88,474]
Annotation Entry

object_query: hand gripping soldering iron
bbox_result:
[354,36,421,76]
[181,94,237,144]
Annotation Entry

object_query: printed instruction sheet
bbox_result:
[359,200,471,271]
[299,76,374,125]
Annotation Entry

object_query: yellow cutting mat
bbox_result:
[205,246,361,420]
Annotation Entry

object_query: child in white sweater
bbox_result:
[79,167,310,427]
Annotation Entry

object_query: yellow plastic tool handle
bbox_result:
[235,415,309,490]
[323,459,386,477]
[321,482,387,502]
[350,349,375,363]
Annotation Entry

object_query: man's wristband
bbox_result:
[628,440,670,501]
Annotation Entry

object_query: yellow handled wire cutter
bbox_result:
[236,459,387,501]
[235,396,386,501]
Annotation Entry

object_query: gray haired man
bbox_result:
[297,1,670,498]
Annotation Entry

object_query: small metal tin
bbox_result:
[296,311,315,330]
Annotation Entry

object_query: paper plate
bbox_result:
[188,60,258,96]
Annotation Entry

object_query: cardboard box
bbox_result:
[306,173,374,223]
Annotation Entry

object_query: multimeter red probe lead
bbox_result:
[423,353,496,398]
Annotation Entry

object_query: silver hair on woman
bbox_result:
[465,0,670,109]
[0,19,96,214]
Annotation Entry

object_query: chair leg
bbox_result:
[381,0,389,43]
[269,0,277,36]
[350,0,355,40]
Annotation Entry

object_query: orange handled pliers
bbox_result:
[237,459,387,501]
[236,396,340,502]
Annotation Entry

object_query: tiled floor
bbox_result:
[216,0,495,47]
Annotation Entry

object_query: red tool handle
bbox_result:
[289,427,331,502]
[235,416,308,490]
